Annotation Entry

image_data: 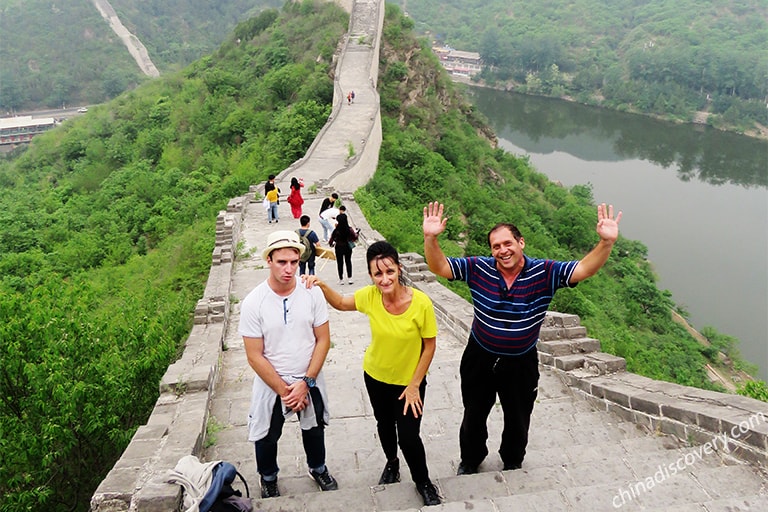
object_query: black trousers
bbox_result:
[254,389,326,477]
[458,335,539,469]
[364,372,430,484]
[334,243,352,279]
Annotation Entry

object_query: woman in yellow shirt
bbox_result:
[265,188,279,223]
[302,241,441,506]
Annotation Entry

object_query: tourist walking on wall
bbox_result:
[264,174,280,223]
[302,241,442,506]
[329,207,356,285]
[287,177,304,219]
[422,202,622,474]
[239,231,339,498]
[297,215,320,276]
[318,192,339,242]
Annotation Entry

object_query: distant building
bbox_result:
[432,46,483,77]
[0,116,56,145]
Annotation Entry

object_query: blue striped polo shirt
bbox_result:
[446,255,579,356]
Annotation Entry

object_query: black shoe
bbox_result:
[309,467,339,491]
[457,462,478,475]
[416,480,442,506]
[378,458,400,485]
[503,463,522,471]
[260,476,280,498]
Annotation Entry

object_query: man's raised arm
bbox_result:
[423,202,453,279]
[571,203,622,284]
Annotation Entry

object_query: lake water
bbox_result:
[469,87,768,380]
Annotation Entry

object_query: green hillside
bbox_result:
[361,4,748,394]
[0,0,280,112]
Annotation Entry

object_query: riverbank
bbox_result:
[455,76,768,142]
[670,310,755,393]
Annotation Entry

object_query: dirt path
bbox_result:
[90,0,160,77]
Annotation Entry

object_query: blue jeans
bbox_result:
[268,202,279,222]
[254,391,327,478]
[300,258,316,276]
[319,217,332,241]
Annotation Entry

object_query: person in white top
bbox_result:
[318,192,339,241]
[238,230,338,498]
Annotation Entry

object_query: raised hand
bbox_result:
[423,201,447,238]
[596,203,622,243]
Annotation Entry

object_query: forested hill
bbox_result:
[391,0,768,137]
[0,0,280,111]
[2,0,766,138]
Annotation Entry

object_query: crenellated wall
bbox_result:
[91,199,767,511]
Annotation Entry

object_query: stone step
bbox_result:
[538,337,601,356]
[541,351,627,374]
[245,458,767,511]
[539,325,589,341]
[225,373,762,511]
[202,350,762,512]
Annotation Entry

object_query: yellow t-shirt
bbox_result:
[266,189,278,203]
[354,285,438,386]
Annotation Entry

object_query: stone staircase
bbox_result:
[208,253,767,512]
[91,197,767,511]
[235,362,767,512]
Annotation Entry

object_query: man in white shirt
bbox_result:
[318,192,339,241]
[239,230,338,498]
[319,206,340,233]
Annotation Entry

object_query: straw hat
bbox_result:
[262,230,305,261]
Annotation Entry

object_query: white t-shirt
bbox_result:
[238,277,329,376]
[238,277,330,441]
[319,207,340,225]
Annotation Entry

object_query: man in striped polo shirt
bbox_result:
[422,201,622,475]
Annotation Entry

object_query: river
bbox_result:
[469,87,768,380]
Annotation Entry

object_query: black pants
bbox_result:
[254,389,326,477]
[334,243,352,279]
[458,335,539,469]
[364,372,430,484]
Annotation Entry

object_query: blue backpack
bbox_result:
[200,462,252,512]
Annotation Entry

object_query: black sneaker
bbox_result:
[416,480,442,506]
[378,458,400,485]
[260,476,280,498]
[503,463,522,471]
[309,467,339,491]
[456,462,478,475]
